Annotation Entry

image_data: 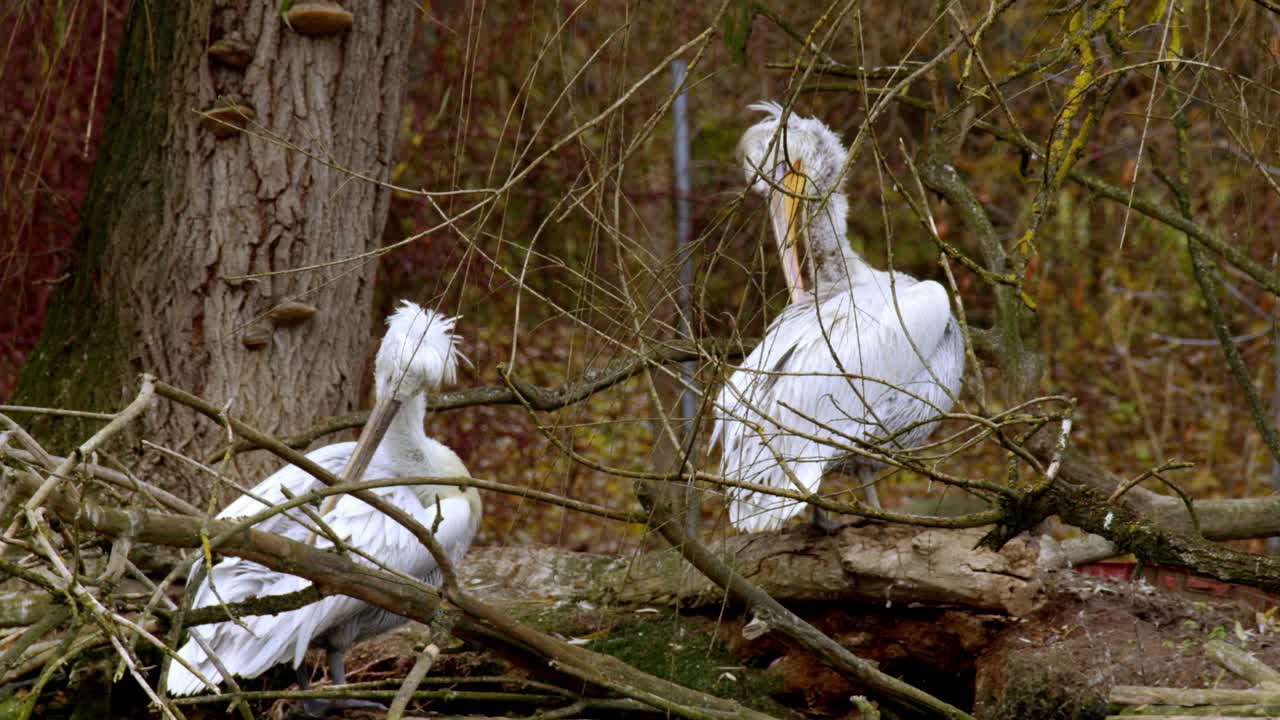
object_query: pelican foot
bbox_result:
[808,507,870,535]
[291,698,388,718]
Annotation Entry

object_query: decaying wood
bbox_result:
[466,524,1043,616]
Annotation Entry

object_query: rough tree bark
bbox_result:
[463,525,1046,616]
[12,0,416,505]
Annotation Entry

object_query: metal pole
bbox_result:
[671,60,699,536]
[1271,256,1280,554]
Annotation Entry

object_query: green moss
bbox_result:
[0,691,21,720]
[515,603,602,635]
[586,611,786,714]
[982,660,1106,720]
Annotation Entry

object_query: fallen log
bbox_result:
[463,523,1045,616]
[1105,715,1271,719]
[1029,436,1280,541]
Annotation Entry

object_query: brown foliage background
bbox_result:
[5,0,1280,554]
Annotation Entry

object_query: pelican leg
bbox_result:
[860,467,882,510]
[294,661,332,718]
[326,649,386,710]
[291,652,386,717]
[809,505,843,534]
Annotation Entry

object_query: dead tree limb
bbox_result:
[1028,435,1280,541]
[1204,639,1280,688]
[978,479,1280,592]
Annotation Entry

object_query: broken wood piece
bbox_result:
[1108,705,1280,717]
[1105,715,1263,719]
[1110,685,1280,706]
[1204,639,1280,688]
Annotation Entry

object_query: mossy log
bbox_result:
[1030,435,1280,542]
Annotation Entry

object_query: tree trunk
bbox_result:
[12,0,416,505]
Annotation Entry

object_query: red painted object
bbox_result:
[1075,560,1280,611]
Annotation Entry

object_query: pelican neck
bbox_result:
[800,190,866,293]
[380,391,432,460]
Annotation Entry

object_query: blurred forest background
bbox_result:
[4,0,1280,555]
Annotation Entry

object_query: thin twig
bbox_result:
[18,374,156,517]
[387,644,440,720]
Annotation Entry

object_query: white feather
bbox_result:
[376,301,465,401]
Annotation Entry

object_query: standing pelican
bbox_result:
[165,301,481,715]
[713,102,964,532]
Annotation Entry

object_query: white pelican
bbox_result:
[166,301,481,714]
[713,102,964,532]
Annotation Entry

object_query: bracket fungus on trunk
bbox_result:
[200,104,256,138]
[266,301,319,328]
[241,323,272,351]
[208,37,253,69]
[285,2,355,35]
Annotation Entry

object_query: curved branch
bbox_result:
[211,338,746,461]
[1031,481,1280,592]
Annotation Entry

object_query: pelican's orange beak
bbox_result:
[769,161,809,303]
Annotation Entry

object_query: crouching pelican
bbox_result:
[713,102,964,532]
[165,301,481,714]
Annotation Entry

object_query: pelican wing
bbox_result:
[714,272,962,531]
[854,277,957,392]
[280,488,478,666]
[166,485,477,696]
[216,442,357,537]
